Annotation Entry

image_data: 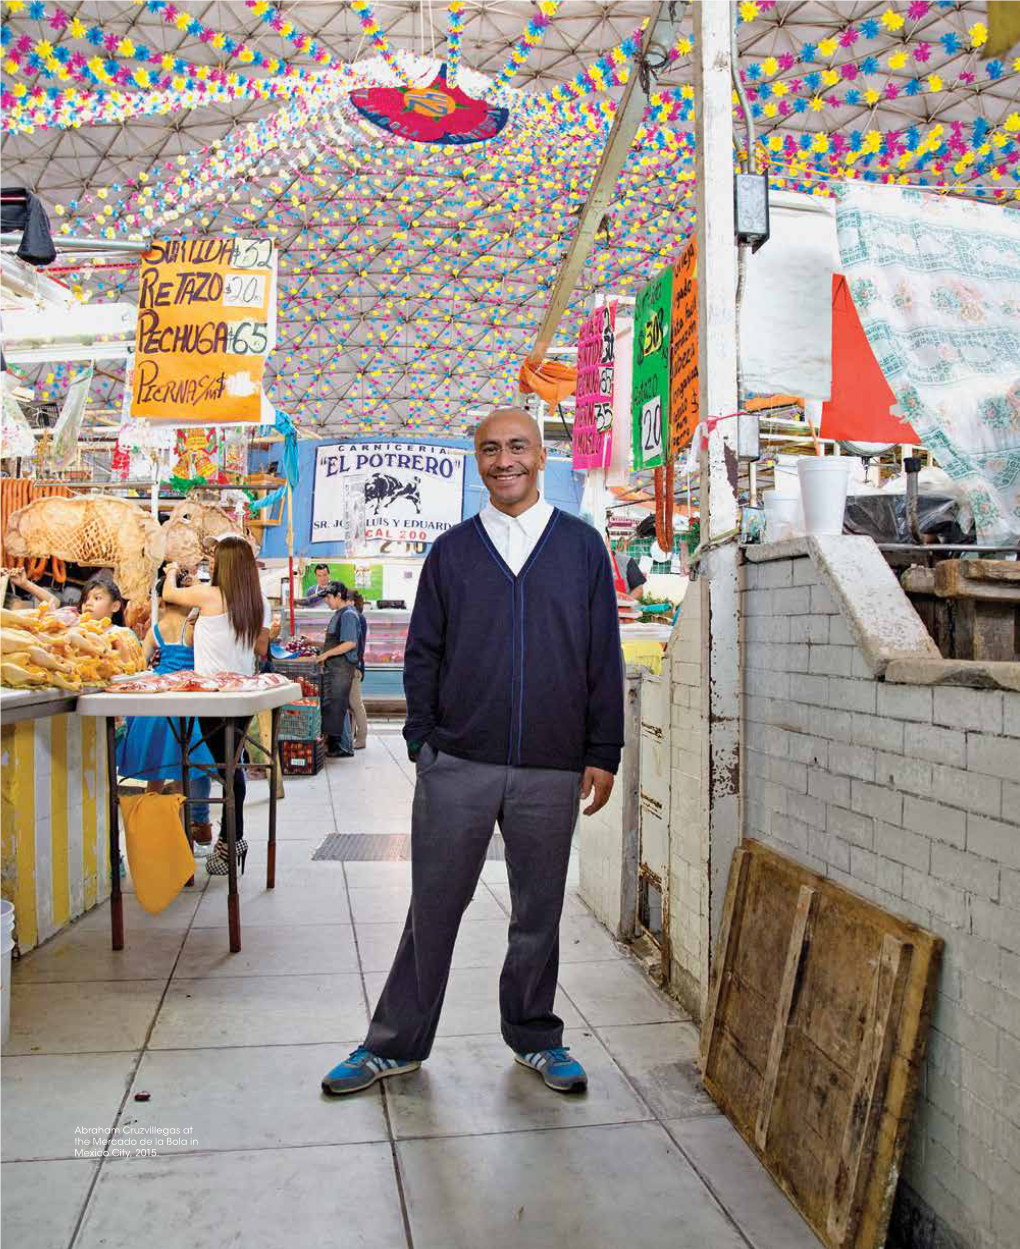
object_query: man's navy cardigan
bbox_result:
[403,507,625,775]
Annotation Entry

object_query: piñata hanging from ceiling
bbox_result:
[348,64,509,146]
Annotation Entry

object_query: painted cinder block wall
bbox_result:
[741,543,1020,1249]
[666,587,710,1021]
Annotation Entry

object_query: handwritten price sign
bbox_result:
[669,239,699,457]
[631,266,673,470]
[572,302,616,470]
[131,238,277,424]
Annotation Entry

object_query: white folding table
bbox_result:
[77,681,302,952]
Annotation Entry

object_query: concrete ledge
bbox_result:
[807,535,941,677]
[884,657,1020,692]
[743,535,940,677]
[743,538,809,563]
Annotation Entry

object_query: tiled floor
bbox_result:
[2,731,821,1249]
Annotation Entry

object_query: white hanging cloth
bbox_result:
[739,191,838,402]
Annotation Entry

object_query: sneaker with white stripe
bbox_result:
[513,1046,588,1092]
[321,1047,420,1096]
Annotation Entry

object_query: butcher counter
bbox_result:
[1,689,112,954]
[1,678,300,959]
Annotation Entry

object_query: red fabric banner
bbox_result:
[820,275,919,445]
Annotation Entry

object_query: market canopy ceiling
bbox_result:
[2,0,1018,437]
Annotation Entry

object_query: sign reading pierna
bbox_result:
[312,442,465,549]
[131,237,277,423]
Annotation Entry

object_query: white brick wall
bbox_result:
[742,553,1020,1249]
[667,585,708,1019]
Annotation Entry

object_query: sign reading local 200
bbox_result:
[311,442,466,548]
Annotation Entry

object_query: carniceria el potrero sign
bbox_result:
[312,442,466,550]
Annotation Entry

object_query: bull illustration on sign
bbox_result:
[364,474,422,517]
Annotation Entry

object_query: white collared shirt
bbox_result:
[479,498,554,576]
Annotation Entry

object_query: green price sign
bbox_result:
[631,266,674,470]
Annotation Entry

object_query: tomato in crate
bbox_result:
[281,737,326,776]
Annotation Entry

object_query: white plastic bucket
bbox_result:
[772,455,803,498]
[762,491,801,543]
[1,899,14,1044]
[798,456,851,537]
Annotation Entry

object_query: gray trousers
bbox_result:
[364,746,581,1061]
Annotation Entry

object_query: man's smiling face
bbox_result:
[474,408,547,516]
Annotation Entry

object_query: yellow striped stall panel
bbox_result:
[50,713,70,931]
[0,714,110,954]
[81,716,99,911]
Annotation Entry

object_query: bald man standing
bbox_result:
[323,408,624,1097]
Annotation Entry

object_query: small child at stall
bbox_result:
[8,569,127,625]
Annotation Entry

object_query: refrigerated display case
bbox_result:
[278,606,410,701]
[362,609,411,668]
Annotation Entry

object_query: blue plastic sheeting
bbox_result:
[250,436,584,559]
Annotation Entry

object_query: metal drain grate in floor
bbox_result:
[312,833,506,862]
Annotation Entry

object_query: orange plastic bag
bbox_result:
[118,793,195,915]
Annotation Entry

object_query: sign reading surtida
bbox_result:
[311,442,466,549]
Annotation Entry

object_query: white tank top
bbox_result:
[193,595,271,676]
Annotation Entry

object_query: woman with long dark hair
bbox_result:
[117,566,215,843]
[164,536,271,875]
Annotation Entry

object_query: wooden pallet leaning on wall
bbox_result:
[700,840,942,1249]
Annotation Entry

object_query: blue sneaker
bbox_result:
[321,1047,420,1096]
[514,1046,588,1092]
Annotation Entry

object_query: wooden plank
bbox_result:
[699,845,748,1074]
[755,885,816,1149]
[954,600,1018,662]
[701,841,942,1249]
[827,934,910,1246]
[959,559,1020,584]
[934,560,1020,602]
[900,567,935,595]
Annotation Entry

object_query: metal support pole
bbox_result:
[520,3,669,386]
[267,706,281,890]
[224,718,241,952]
[694,0,742,1008]
[105,718,124,950]
[179,716,194,888]
[618,668,642,942]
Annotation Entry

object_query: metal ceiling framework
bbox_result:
[1,1,1018,439]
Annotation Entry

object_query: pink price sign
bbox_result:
[571,302,616,470]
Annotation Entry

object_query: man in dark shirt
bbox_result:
[323,408,624,1099]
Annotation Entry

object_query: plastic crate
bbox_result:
[278,698,322,742]
[272,656,323,698]
[281,736,325,776]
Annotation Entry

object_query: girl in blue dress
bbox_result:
[116,570,215,845]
